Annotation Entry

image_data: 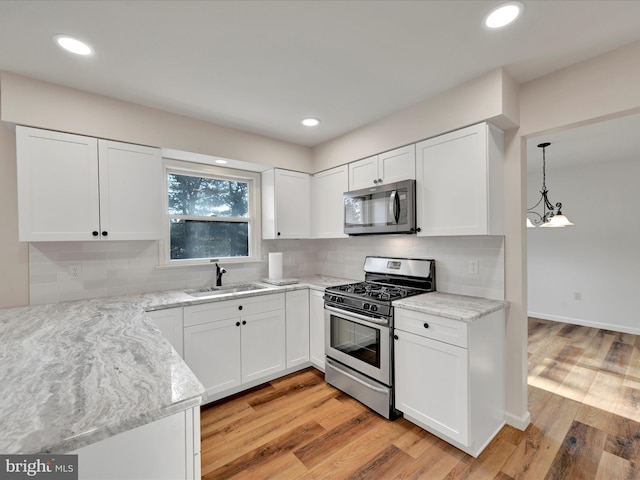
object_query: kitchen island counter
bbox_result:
[0,295,204,455]
[0,274,353,455]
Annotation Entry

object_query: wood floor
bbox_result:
[200,318,640,479]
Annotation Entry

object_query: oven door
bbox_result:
[324,305,391,385]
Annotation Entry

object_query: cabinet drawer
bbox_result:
[394,308,468,348]
[184,293,285,327]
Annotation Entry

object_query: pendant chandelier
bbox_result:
[527,142,574,228]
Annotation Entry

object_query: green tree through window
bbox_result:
[168,172,250,260]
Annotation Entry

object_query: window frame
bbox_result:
[159,159,262,266]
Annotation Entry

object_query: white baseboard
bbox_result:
[527,311,640,336]
[504,409,530,431]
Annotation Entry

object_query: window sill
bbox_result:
[155,257,263,269]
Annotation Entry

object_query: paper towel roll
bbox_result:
[268,252,283,280]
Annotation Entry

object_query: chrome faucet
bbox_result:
[215,263,227,286]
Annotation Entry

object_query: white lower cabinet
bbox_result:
[309,289,326,371]
[73,407,200,480]
[285,289,310,368]
[184,317,242,396]
[146,307,184,357]
[394,307,505,457]
[183,293,286,401]
[241,309,287,383]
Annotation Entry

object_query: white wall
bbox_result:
[0,119,28,307]
[527,156,640,333]
[314,236,504,299]
[27,236,504,305]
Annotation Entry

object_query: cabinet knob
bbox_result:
[277,232,281,236]
[238,305,243,311]
[242,320,247,325]
[378,178,383,183]
[373,179,379,184]
[235,321,240,327]
[101,231,108,237]
[393,334,399,340]
[92,231,99,237]
[423,323,429,329]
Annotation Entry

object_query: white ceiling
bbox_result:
[1,1,640,147]
[526,112,640,172]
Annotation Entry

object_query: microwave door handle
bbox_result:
[389,190,398,224]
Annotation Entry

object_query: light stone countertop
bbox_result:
[0,274,501,455]
[393,291,508,321]
[0,275,353,455]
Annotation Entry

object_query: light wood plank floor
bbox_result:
[200,318,640,479]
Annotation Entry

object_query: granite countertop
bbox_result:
[0,295,204,454]
[0,274,500,455]
[0,275,353,455]
[140,274,356,312]
[393,291,508,322]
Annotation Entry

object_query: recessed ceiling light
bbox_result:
[215,159,228,165]
[301,118,320,127]
[53,35,93,56]
[484,2,524,29]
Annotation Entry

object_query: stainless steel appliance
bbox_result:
[324,256,435,419]
[343,179,418,235]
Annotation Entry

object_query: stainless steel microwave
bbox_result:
[344,179,417,235]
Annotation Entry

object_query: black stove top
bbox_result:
[328,281,426,301]
[324,257,436,319]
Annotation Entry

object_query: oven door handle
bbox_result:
[326,358,389,394]
[324,305,389,326]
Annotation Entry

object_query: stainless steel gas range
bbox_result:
[323,256,435,419]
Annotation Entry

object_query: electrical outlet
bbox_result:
[574,292,582,301]
[468,260,479,275]
[69,264,82,279]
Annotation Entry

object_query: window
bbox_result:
[162,160,261,265]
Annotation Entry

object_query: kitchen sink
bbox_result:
[185,283,270,298]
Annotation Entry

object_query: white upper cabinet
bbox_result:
[348,144,415,191]
[415,123,504,236]
[311,165,348,238]
[262,168,311,239]
[16,126,162,242]
[97,140,163,240]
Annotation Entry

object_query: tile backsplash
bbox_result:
[28,236,504,305]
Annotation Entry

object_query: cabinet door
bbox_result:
[262,169,311,239]
[416,123,490,236]
[184,319,241,398]
[378,145,416,184]
[348,155,379,190]
[286,290,310,368]
[276,169,310,238]
[309,289,325,371]
[395,329,469,446]
[147,307,184,357]
[241,309,286,383]
[73,408,198,480]
[98,140,163,240]
[16,126,100,241]
[311,165,349,238]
